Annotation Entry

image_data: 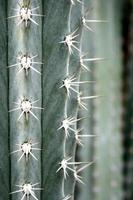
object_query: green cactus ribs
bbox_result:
[8,0,43,199]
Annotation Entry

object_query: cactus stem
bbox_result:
[59,28,80,55]
[59,1,82,198]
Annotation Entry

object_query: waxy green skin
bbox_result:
[92,0,123,200]
[42,1,82,199]
[6,0,83,200]
[0,0,124,200]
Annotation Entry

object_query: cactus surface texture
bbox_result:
[0,0,128,200]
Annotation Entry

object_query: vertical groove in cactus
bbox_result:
[0,1,9,199]
[92,0,123,200]
[8,0,42,199]
[123,2,133,199]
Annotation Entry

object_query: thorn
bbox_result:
[77,161,94,173]
[31,6,39,11]
[74,171,85,184]
[74,161,94,184]
[74,129,97,146]
[8,63,19,68]
[9,98,43,121]
[58,116,83,138]
[85,19,108,23]
[29,110,39,121]
[82,17,108,32]
[8,54,42,75]
[56,157,75,179]
[71,0,83,5]
[60,28,80,55]
[60,75,93,97]
[29,17,39,25]
[80,54,104,71]
[61,194,72,200]
[8,3,43,26]
[80,95,100,100]
[57,157,90,180]
[11,183,42,200]
[11,140,41,161]
[78,93,100,110]
[31,13,44,17]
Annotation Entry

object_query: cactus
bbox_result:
[75,0,124,200]
[41,1,83,200]
[8,1,43,200]
[75,0,104,199]
[0,0,96,199]
[91,0,123,200]
[0,0,126,200]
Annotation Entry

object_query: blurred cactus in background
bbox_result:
[76,0,124,200]
[122,0,133,200]
[92,0,123,200]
